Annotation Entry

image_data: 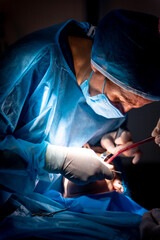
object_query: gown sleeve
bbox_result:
[0,36,52,194]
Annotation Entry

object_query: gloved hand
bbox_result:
[152,119,160,147]
[140,209,160,240]
[101,130,141,164]
[45,145,114,185]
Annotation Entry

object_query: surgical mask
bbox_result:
[80,71,124,119]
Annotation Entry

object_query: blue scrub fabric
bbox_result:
[0,190,147,240]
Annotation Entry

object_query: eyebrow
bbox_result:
[120,88,136,105]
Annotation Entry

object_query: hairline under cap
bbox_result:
[91,60,159,101]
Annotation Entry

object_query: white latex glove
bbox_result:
[45,145,113,185]
[152,119,160,147]
[101,130,141,164]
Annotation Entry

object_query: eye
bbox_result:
[104,87,125,113]
[109,100,125,115]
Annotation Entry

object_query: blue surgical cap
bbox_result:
[91,9,160,101]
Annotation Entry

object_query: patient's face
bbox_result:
[63,143,124,198]
[63,176,124,198]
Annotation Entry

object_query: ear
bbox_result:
[112,179,124,193]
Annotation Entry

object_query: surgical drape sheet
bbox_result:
[0,190,147,240]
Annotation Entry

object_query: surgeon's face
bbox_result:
[104,79,153,114]
[90,65,153,114]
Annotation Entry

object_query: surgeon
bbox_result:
[0,8,159,208]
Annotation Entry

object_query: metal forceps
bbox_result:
[32,207,70,217]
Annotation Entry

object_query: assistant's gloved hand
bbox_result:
[152,119,160,147]
[45,145,114,185]
[101,130,141,164]
[140,209,160,240]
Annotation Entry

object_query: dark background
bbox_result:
[0,0,160,210]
